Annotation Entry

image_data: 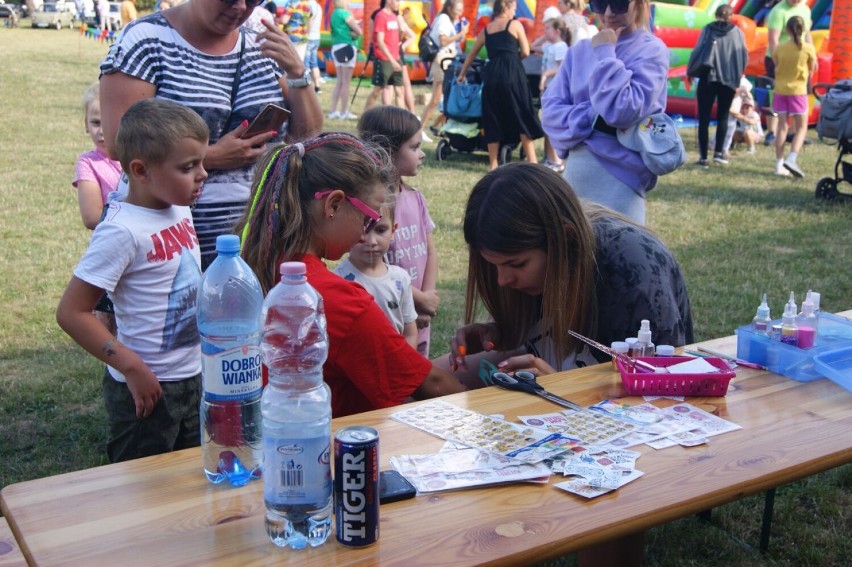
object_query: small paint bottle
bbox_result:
[751,293,772,336]
[610,341,629,371]
[780,303,798,346]
[635,320,655,357]
[625,337,639,357]
[796,294,817,348]
[655,345,676,357]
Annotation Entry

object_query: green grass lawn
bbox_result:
[0,25,850,567]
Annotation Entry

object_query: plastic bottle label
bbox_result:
[201,345,263,401]
[264,435,332,504]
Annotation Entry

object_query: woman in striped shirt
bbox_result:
[100,0,323,269]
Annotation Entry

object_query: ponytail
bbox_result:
[786,15,804,50]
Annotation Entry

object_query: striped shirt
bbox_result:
[101,13,287,267]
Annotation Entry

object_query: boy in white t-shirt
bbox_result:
[57,99,209,463]
[333,204,418,349]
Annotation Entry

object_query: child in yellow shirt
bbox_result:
[772,15,816,177]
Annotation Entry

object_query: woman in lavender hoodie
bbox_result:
[541,0,668,225]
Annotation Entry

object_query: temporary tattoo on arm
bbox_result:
[102,340,118,358]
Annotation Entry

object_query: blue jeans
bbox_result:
[305,39,320,69]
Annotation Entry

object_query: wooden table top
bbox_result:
[3,332,852,567]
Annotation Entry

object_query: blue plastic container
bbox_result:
[736,312,852,382]
[813,346,852,392]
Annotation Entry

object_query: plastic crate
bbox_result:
[813,345,852,392]
[617,357,735,397]
[736,312,852,382]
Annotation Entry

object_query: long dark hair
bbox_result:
[463,163,598,363]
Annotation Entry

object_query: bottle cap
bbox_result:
[656,345,676,356]
[786,291,797,315]
[625,337,638,346]
[638,319,652,343]
[610,341,629,354]
[756,293,770,318]
[808,290,820,311]
[215,234,241,254]
[279,261,307,276]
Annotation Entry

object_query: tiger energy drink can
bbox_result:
[334,426,379,547]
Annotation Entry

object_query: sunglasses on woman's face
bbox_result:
[589,0,632,15]
[314,191,383,234]
[219,0,266,9]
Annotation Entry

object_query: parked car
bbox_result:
[32,1,76,29]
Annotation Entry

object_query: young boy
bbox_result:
[333,204,419,349]
[56,98,209,463]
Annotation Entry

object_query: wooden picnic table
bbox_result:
[2,323,851,566]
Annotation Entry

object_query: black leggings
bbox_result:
[696,80,736,159]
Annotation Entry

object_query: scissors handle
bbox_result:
[491,372,538,394]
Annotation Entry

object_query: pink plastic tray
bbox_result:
[617,356,735,397]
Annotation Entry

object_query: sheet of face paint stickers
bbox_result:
[390,400,582,463]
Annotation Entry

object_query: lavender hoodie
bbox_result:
[541,29,669,196]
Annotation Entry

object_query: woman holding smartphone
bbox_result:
[541,0,668,225]
[99,0,322,270]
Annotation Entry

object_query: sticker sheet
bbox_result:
[555,469,645,498]
[390,400,578,463]
[517,410,637,446]
[389,446,552,493]
[553,445,645,498]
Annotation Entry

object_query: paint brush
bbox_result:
[568,331,658,373]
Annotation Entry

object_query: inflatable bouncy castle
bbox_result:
[653,0,851,122]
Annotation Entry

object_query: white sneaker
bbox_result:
[342,111,358,120]
[775,167,791,176]
[783,159,804,178]
[327,111,341,120]
[421,131,433,143]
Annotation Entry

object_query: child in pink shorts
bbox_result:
[771,16,816,177]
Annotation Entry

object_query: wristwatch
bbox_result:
[286,69,312,89]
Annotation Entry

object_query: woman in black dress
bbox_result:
[457,0,543,170]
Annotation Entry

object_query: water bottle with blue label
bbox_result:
[197,234,264,486]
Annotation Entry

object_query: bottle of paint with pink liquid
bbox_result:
[796,294,818,349]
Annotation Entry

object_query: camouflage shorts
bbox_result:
[102,368,201,463]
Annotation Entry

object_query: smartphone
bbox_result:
[240,103,290,139]
[379,470,417,504]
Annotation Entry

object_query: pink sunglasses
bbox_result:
[314,190,382,234]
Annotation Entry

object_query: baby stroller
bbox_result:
[813,80,852,202]
[434,57,516,164]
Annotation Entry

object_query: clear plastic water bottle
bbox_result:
[197,234,264,487]
[261,261,332,549]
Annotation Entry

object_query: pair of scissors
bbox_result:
[491,371,583,411]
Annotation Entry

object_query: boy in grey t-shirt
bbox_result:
[334,205,418,349]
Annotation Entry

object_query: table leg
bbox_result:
[759,488,777,552]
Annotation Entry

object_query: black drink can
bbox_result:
[334,426,379,547]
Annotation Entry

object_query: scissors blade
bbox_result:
[535,390,583,411]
